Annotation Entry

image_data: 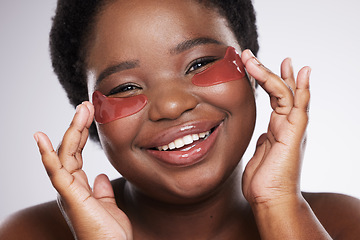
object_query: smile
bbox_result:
[156,130,211,151]
[146,123,222,167]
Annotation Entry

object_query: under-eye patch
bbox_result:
[191,46,245,87]
[92,91,148,124]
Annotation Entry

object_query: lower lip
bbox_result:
[146,124,221,167]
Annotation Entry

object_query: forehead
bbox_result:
[87,0,239,64]
[95,0,223,39]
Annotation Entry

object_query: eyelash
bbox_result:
[186,57,218,74]
[106,56,218,96]
[107,83,141,96]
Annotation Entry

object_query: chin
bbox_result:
[146,157,242,205]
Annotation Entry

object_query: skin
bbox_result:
[1,0,360,239]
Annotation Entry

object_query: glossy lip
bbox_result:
[145,122,223,167]
[141,119,223,149]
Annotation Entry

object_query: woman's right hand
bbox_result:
[34,102,133,240]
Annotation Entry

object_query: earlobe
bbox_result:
[249,75,257,95]
[244,69,257,97]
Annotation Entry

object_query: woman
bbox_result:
[1,0,359,239]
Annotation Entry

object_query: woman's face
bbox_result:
[86,0,256,204]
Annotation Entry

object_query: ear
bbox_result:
[245,70,257,97]
[250,75,257,93]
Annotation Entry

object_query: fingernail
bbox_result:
[251,57,261,66]
[288,58,293,67]
[246,49,255,57]
[76,104,82,113]
[33,133,39,143]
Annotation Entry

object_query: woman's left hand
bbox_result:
[241,50,310,207]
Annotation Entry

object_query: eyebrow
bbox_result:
[96,60,140,86]
[170,37,223,55]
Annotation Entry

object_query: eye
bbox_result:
[107,83,142,97]
[186,57,218,74]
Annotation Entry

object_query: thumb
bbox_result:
[256,133,268,148]
[93,174,115,202]
[93,174,133,238]
[243,133,268,184]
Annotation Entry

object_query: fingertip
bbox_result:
[297,66,311,89]
[75,103,82,113]
[33,132,40,143]
[33,132,55,156]
[284,57,292,64]
[244,49,255,57]
[95,173,110,181]
[305,66,312,78]
[93,173,114,199]
[83,101,95,117]
[72,102,92,128]
[33,131,47,144]
[81,101,94,111]
[300,66,311,76]
[241,49,255,64]
[281,57,293,71]
[81,101,95,127]
[256,133,268,147]
[75,102,91,115]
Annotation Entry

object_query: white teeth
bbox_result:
[174,138,185,148]
[191,134,199,141]
[199,132,206,138]
[168,142,176,150]
[183,135,193,145]
[157,130,211,151]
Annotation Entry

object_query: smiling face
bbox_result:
[86,0,256,204]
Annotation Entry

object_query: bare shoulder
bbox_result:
[0,200,73,240]
[303,192,360,239]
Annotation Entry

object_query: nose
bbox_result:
[148,84,198,121]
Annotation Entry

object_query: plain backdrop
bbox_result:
[1,0,359,222]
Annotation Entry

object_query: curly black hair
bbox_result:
[49,0,259,142]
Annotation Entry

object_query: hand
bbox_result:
[34,102,132,240]
[241,50,311,207]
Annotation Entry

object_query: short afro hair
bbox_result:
[50,0,259,142]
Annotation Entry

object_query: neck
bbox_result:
[123,164,253,239]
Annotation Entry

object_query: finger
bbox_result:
[93,174,132,238]
[288,66,311,126]
[34,132,75,194]
[281,58,296,93]
[242,133,268,188]
[58,103,91,173]
[241,50,294,115]
[82,101,95,129]
[294,66,311,110]
[93,174,116,203]
[76,102,95,161]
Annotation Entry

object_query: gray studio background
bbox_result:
[1,0,359,222]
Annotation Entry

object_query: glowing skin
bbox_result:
[92,47,244,124]
[92,91,147,124]
[192,46,245,87]
[86,0,256,207]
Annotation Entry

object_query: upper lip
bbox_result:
[140,119,223,149]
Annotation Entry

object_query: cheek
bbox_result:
[191,46,256,124]
[217,80,256,163]
[199,78,256,153]
[96,114,144,172]
[199,78,256,115]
